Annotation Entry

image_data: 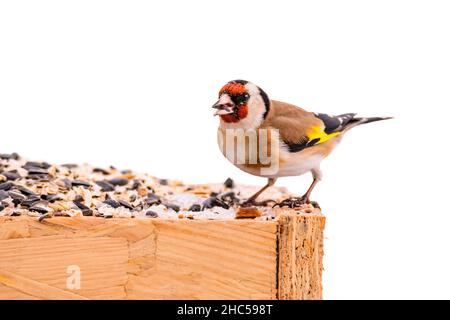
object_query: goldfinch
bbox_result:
[213,79,391,206]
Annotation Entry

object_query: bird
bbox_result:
[212,79,392,207]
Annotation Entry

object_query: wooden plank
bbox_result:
[126,219,278,299]
[0,211,325,300]
[0,235,129,300]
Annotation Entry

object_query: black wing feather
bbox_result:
[315,113,357,134]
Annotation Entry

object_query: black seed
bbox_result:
[224,178,234,188]
[11,209,21,216]
[131,180,141,190]
[188,204,202,212]
[17,186,37,197]
[108,178,129,186]
[62,178,72,189]
[81,209,93,216]
[0,153,20,160]
[146,210,158,218]
[159,179,168,186]
[93,168,110,175]
[103,198,121,208]
[0,205,4,212]
[8,191,27,201]
[0,182,14,191]
[163,203,180,212]
[24,166,49,175]
[219,191,239,204]
[118,199,134,210]
[61,163,78,169]
[24,161,50,169]
[210,192,219,197]
[145,193,160,206]
[74,195,84,202]
[29,206,49,214]
[46,194,62,203]
[121,169,132,174]
[3,171,21,181]
[0,190,9,201]
[73,201,93,216]
[38,214,49,222]
[96,181,115,192]
[21,196,41,207]
[202,197,230,210]
[73,201,89,210]
[71,180,91,188]
[27,174,50,181]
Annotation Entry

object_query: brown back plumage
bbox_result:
[261,100,322,145]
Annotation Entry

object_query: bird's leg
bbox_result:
[297,178,319,204]
[274,169,322,208]
[241,178,277,207]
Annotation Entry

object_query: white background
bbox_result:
[1,1,450,299]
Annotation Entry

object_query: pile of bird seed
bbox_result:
[0,153,297,221]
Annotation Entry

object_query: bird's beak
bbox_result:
[212,95,235,116]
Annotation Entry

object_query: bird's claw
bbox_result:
[273,196,318,209]
[240,199,276,207]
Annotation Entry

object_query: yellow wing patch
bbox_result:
[306,125,341,144]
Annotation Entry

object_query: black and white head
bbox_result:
[212,80,270,129]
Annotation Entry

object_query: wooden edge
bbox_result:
[276,208,325,300]
[0,269,89,300]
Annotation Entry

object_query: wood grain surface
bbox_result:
[0,209,324,300]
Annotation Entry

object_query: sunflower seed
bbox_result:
[163,202,180,212]
[219,191,239,204]
[159,179,168,186]
[0,190,9,201]
[118,199,134,210]
[96,180,115,192]
[188,204,201,212]
[0,182,13,191]
[24,166,49,175]
[145,193,160,206]
[24,161,51,169]
[3,171,21,181]
[145,210,158,218]
[41,194,62,202]
[61,178,72,189]
[8,191,27,201]
[202,197,229,210]
[108,178,129,186]
[21,196,41,208]
[11,209,21,216]
[61,163,78,169]
[29,206,49,214]
[73,200,88,210]
[131,180,141,190]
[27,174,50,182]
[224,178,234,188]
[17,186,37,197]
[0,205,4,212]
[93,167,110,175]
[71,180,91,188]
[73,201,93,216]
[0,153,20,160]
[74,195,84,202]
[103,198,121,208]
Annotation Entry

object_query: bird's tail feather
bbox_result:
[344,116,393,131]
